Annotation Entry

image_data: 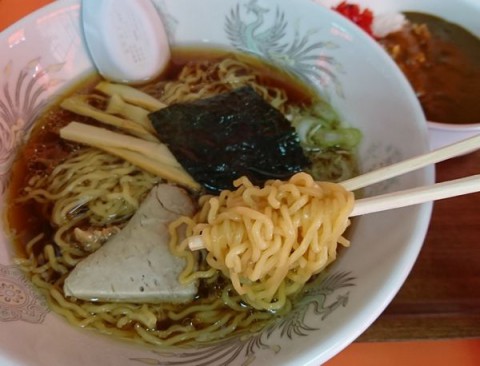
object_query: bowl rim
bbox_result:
[0,1,434,365]
[427,120,480,131]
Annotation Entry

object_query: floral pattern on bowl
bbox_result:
[0,58,67,193]
[130,272,355,366]
[224,0,345,96]
[0,263,49,323]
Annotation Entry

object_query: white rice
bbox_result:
[372,12,407,38]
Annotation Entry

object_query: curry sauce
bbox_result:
[380,12,480,125]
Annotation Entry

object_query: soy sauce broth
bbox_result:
[5,47,318,258]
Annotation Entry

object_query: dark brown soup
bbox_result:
[4,47,360,347]
[380,12,480,124]
[6,47,316,258]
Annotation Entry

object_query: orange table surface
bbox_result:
[1,0,480,365]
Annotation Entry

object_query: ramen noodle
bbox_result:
[171,172,354,311]
[7,49,360,346]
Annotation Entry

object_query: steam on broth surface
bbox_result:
[5,47,360,346]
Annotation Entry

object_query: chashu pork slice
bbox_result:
[64,184,197,303]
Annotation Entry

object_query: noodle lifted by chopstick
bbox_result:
[174,172,355,311]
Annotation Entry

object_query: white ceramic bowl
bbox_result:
[320,0,480,150]
[0,1,433,365]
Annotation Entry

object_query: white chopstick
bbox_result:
[188,174,480,251]
[187,135,480,251]
[341,134,480,191]
[351,174,480,216]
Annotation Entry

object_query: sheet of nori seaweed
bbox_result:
[149,86,309,193]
